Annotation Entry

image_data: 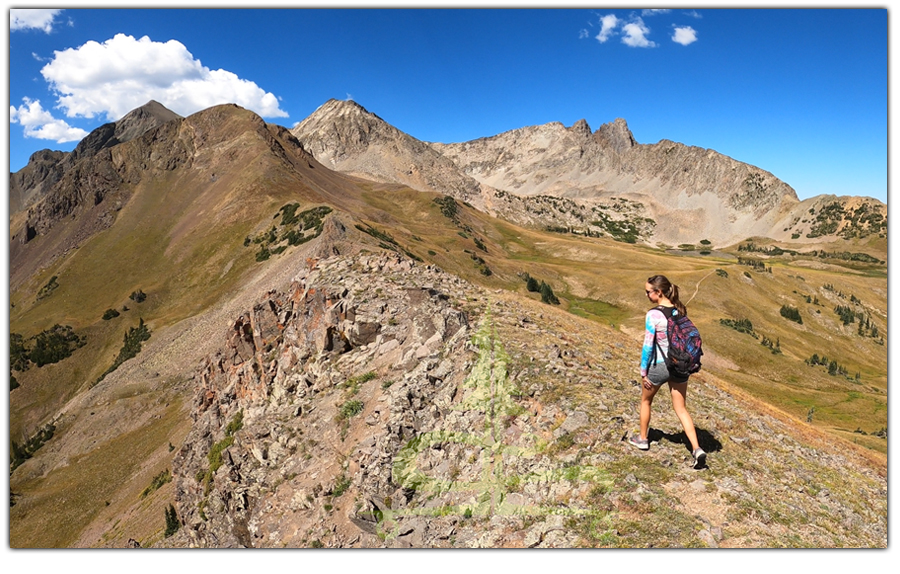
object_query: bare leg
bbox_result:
[668,381,700,451]
[639,382,662,440]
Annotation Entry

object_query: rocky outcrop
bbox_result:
[166,253,476,547]
[161,252,887,549]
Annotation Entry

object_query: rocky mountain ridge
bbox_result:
[9,100,181,215]
[158,249,886,548]
[292,99,885,247]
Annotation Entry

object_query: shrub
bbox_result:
[36,276,59,300]
[332,474,351,497]
[102,308,120,320]
[540,281,560,305]
[433,195,459,220]
[339,400,364,420]
[95,319,151,384]
[780,305,802,324]
[164,504,180,538]
[10,423,56,473]
[129,289,147,303]
[720,318,756,336]
[28,325,86,367]
[141,469,172,498]
[10,333,30,372]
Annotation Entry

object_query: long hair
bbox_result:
[647,274,687,317]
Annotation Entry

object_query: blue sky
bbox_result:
[7,4,889,203]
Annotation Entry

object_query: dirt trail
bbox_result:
[685,269,717,305]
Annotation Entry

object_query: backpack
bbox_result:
[654,305,703,378]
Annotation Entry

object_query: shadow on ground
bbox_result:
[649,427,721,454]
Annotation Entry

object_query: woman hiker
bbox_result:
[629,274,707,468]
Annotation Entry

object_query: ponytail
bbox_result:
[647,274,688,317]
[667,283,687,317]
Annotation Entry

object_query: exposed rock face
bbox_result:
[9,101,182,216]
[595,118,636,155]
[167,253,477,547]
[291,99,487,208]
[434,119,802,246]
[291,100,887,247]
[9,150,68,214]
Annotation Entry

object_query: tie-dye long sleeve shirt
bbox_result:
[640,307,670,376]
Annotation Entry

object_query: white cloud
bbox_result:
[578,29,589,39]
[622,18,656,48]
[10,9,62,33]
[672,26,698,46]
[683,10,702,19]
[10,97,89,142]
[642,9,670,17]
[596,14,619,43]
[40,33,288,121]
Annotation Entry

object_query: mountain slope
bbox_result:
[291,99,488,207]
[291,100,885,248]
[9,100,182,216]
[8,101,886,549]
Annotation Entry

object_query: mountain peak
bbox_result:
[594,117,636,154]
[311,98,382,123]
[71,100,182,159]
[113,100,182,142]
[291,99,396,157]
[570,118,592,135]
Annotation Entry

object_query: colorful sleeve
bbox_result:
[639,309,666,376]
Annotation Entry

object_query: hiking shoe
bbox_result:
[692,448,707,468]
[628,434,650,451]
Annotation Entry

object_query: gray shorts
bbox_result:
[647,361,688,386]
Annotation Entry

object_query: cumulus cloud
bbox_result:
[622,18,656,48]
[596,14,619,43]
[10,97,89,142]
[40,33,288,122]
[672,26,698,46]
[10,8,62,33]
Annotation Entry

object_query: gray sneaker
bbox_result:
[628,434,650,451]
[692,448,707,468]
